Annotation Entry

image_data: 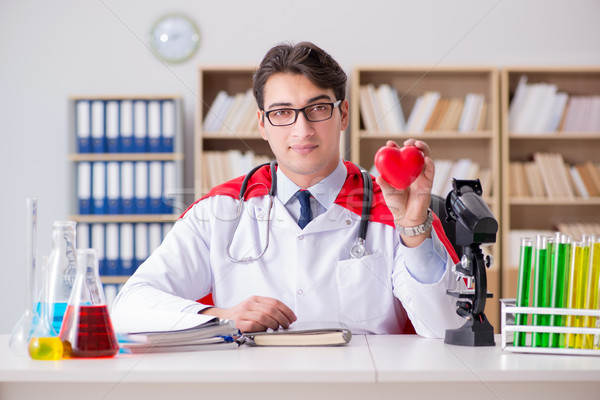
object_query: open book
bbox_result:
[243,321,352,346]
[112,309,240,353]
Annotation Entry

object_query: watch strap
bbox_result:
[396,209,433,237]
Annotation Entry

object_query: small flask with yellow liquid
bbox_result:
[29,256,63,360]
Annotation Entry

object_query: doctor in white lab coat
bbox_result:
[113,41,465,337]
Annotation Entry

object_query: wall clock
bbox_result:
[149,13,200,63]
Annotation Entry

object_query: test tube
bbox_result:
[514,237,533,347]
[566,238,590,348]
[549,233,571,348]
[585,236,599,349]
[532,235,553,347]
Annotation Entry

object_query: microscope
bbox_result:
[444,179,498,347]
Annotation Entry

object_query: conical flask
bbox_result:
[28,256,63,360]
[46,221,77,334]
[59,249,119,358]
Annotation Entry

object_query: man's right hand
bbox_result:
[199,295,297,333]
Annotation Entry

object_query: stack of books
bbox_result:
[359,84,487,134]
[509,154,600,199]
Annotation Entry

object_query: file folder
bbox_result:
[120,100,134,153]
[120,162,135,214]
[148,223,163,255]
[162,161,176,214]
[76,100,91,153]
[76,223,90,249]
[106,161,120,214]
[92,161,107,214]
[91,100,106,153]
[148,101,161,153]
[161,100,175,152]
[148,161,163,214]
[91,223,105,275]
[133,100,148,152]
[105,223,120,276]
[134,223,149,268]
[77,162,92,214]
[120,223,135,276]
[105,100,120,153]
[134,161,149,214]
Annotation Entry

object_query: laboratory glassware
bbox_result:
[59,249,119,358]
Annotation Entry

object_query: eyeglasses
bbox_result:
[264,100,342,127]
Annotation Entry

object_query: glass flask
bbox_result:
[9,197,39,356]
[47,221,77,334]
[28,256,63,360]
[59,249,119,358]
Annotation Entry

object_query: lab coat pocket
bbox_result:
[336,252,392,323]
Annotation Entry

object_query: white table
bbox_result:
[1,335,599,400]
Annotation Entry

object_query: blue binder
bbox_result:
[106,161,120,214]
[91,100,106,153]
[148,101,162,153]
[104,223,120,276]
[105,101,120,153]
[76,100,91,153]
[78,162,92,214]
[91,162,107,215]
[120,162,135,214]
[133,100,148,153]
[120,100,134,153]
[134,161,149,214]
[161,100,176,153]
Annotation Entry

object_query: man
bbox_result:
[113,41,464,337]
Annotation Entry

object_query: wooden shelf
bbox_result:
[351,66,501,330]
[68,153,184,162]
[500,66,600,300]
[69,214,179,223]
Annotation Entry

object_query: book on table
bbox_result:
[243,321,352,347]
[112,309,240,353]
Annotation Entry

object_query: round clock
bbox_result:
[149,13,200,63]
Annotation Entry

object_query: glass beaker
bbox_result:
[28,256,63,360]
[46,221,77,334]
[59,249,119,358]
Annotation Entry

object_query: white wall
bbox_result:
[1,0,599,333]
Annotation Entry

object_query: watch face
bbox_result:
[149,14,200,63]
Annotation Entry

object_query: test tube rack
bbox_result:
[501,299,600,356]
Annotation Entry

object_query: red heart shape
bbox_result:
[374,145,425,189]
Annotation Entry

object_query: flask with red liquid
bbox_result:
[59,249,119,358]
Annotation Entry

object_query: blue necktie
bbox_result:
[295,190,313,229]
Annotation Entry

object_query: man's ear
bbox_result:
[340,99,350,131]
[257,110,268,141]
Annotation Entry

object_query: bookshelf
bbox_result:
[500,67,600,300]
[194,66,275,198]
[68,95,184,285]
[350,66,501,328]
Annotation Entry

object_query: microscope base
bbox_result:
[444,314,495,347]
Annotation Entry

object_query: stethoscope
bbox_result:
[225,160,374,263]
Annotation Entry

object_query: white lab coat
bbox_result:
[113,187,466,338]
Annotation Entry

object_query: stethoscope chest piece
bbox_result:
[350,238,368,258]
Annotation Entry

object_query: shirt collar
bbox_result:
[276,159,347,210]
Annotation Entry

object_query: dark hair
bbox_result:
[253,41,347,110]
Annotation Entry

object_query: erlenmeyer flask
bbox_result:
[59,249,119,358]
[47,221,77,334]
[29,256,63,360]
[9,197,39,356]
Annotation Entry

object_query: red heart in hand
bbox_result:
[374,145,425,189]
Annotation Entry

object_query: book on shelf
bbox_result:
[437,97,464,131]
[243,321,352,347]
[405,91,440,133]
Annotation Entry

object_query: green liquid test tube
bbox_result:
[584,236,599,349]
[549,233,571,348]
[514,237,533,347]
[532,235,553,347]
